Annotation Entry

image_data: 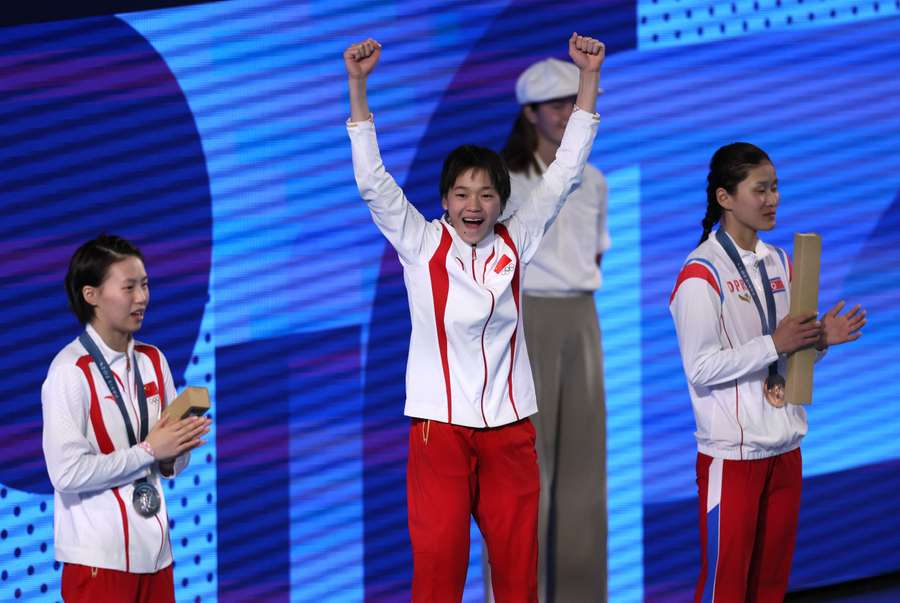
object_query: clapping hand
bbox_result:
[818,300,866,349]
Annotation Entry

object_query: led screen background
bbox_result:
[1,0,898,601]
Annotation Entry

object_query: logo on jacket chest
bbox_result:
[493,254,515,276]
[727,276,785,302]
[454,253,516,278]
[144,381,161,409]
[726,278,751,302]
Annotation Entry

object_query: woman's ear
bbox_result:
[716,187,731,211]
[523,105,538,126]
[82,285,98,308]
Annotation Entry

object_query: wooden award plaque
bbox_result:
[162,386,211,420]
[785,233,821,405]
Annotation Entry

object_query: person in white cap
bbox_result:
[493,56,610,603]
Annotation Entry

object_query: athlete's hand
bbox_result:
[568,33,605,72]
[772,312,821,354]
[145,414,210,460]
[344,38,382,80]
[818,300,866,349]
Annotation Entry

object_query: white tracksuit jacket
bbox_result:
[348,109,600,428]
[669,230,814,460]
[42,324,189,572]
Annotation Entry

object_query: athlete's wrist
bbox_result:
[138,440,156,460]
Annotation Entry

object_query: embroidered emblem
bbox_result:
[494,255,515,275]
[144,382,161,408]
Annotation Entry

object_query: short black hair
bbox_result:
[65,235,144,325]
[439,145,511,209]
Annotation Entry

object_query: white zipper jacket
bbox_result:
[42,324,189,572]
[348,109,599,428]
[669,230,811,460]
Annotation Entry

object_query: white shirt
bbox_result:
[502,155,610,295]
[348,109,600,428]
[42,324,189,572]
[669,230,810,460]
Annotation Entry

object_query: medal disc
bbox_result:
[133,481,161,517]
[764,372,787,408]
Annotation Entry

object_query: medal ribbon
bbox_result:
[79,331,149,446]
[79,330,161,518]
[715,229,779,378]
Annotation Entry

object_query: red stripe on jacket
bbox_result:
[429,225,454,423]
[75,354,131,571]
[493,224,521,420]
[670,262,721,304]
[135,344,167,409]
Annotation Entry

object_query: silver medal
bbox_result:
[133,481,161,517]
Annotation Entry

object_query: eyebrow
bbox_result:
[453,186,497,192]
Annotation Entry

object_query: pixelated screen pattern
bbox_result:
[1,1,898,601]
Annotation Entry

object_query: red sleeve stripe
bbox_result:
[670,262,722,305]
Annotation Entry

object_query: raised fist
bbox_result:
[568,33,605,72]
[344,38,382,80]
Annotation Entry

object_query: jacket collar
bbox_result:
[85,323,134,366]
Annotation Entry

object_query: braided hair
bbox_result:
[699,142,772,246]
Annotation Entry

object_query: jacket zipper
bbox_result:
[474,246,494,427]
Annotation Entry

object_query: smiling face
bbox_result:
[718,161,780,240]
[442,168,503,245]
[84,256,149,343]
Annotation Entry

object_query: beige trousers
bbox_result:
[485,294,607,602]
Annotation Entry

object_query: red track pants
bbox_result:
[695,448,802,603]
[407,417,540,603]
[61,563,174,603]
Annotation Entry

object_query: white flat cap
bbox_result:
[515,57,602,105]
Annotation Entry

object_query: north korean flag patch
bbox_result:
[770,277,786,293]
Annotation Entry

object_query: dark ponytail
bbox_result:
[501,107,542,177]
[699,142,772,246]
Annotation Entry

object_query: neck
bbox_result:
[90,322,131,353]
[723,220,758,252]
[535,137,558,168]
